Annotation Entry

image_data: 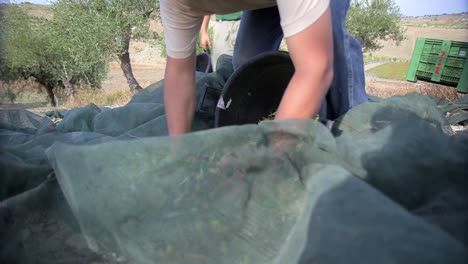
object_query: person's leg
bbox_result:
[232,7,283,70]
[212,20,223,70]
[213,20,241,70]
[320,0,368,121]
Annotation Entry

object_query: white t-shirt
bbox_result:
[160,0,330,59]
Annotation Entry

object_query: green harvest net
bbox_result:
[1,56,468,264]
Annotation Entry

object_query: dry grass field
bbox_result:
[374,27,468,60]
[373,13,468,59]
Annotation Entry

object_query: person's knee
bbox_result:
[232,52,248,70]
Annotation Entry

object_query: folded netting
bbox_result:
[438,96,468,126]
[44,118,467,264]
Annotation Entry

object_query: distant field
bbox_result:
[1,3,52,18]
[374,27,468,60]
[402,13,468,29]
[374,13,468,60]
[366,61,410,81]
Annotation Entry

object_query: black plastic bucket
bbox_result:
[214,51,294,127]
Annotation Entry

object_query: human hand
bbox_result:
[200,32,212,52]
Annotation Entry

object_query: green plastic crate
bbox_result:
[406,38,468,93]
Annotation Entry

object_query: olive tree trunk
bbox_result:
[45,86,57,107]
[33,73,57,107]
[119,25,142,93]
[63,76,75,102]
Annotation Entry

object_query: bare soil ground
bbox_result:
[103,62,166,91]
[102,41,167,91]
[366,79,464,102]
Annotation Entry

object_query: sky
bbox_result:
[393,0,468,16]
[2,0,468,17]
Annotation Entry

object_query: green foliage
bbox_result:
[49,0,117,87]
[0,5,48,81]
[0,2,115,97]
[85,0,158,56]
[56,0,159,92]
[346,0,406,52]
[0,0,158,102]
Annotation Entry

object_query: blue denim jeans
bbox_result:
[232,0,368,121]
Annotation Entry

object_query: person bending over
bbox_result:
[159,0,367,135]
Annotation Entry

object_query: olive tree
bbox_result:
[346,0,406,52]
[1,5,62,105]
[48,0,116,100]
[83,0,159,92]
[1,3,116,105]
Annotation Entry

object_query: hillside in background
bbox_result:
[373,12,468,59]
[402,12,468,29]
[0,2,52,18]
[4,3,468,29]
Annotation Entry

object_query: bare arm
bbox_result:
[200,15,212,51]
[164,52,196,135]
[275,7,334,120]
